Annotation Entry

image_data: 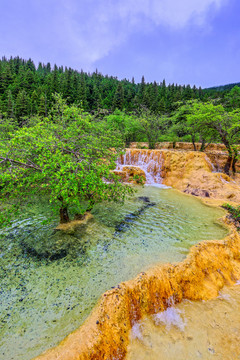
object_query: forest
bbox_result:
[1,56,240,225]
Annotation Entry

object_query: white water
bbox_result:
[154,307,186,331]
[116,149,169,188]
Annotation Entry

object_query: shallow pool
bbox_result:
[0,186,228,360]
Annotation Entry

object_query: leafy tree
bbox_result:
[0,99,132,226]
[138,108,170,149]
[171,102,215,151]
[105,110,142,147]
[224,85,240,110]
[179,101,240,174]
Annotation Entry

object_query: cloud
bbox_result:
[53,0,228,69]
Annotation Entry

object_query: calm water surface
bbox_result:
[0,186,228,360]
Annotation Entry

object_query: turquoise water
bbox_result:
[0,186,228,360]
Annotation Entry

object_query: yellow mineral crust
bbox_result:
[34,222,240,360]
[126,149,240,203]
[34,149,240,360]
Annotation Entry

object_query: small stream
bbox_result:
[0,186,228,360]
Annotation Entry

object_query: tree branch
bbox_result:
[0,156,42,172]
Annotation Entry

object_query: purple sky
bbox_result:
[1,0,240,87]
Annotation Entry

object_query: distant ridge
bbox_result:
[204,82,240,92]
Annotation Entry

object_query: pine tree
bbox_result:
[91,84,102,110]
[15,90,30,122]
[112,82,124,110]
[31,90,38,115]
[79,71,87,108]
[38,93,47,117]
[6,89,15,118]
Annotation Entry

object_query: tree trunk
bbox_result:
[60,206,70,223]
[224,156,232,175]
[220,136,233,175]
[148,141,155,150]
[232,157,237,174]
[200,136,206,152]
[232,148,238,175]
[191,135,197,151]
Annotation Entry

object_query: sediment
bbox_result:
[34,148,240,360]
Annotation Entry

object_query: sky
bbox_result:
[1,0,240,88]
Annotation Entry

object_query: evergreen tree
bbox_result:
[38,93,47,117]
[15,90,30,122]
[113,82,124,110]
[51,64,59,93]
[31,90,38,115]
[6,89,15,118]
[79,71,87,108]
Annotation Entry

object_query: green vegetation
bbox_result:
[0,57,203,120]
[0,96,132,226]
[1,56,240,227]
[222,203,240,227]
[173,101,240,173]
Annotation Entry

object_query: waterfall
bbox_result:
[116,149,168,187]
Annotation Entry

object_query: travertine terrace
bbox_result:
[35,147,240,360]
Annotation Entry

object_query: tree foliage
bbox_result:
[0,98,132,226]
[0,56,203,120]
[175,101,240,173]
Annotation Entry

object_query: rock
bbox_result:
[122,166,146,183]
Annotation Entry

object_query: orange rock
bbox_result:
[122,166,146,182]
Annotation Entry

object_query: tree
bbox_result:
[6,90,15,118]
[105,110,142,147]
[138,108,169,149]
[0,98,132,226]
[224,85,240,110]
[179,101,240,174]
[112,82,124,110]
[15,90,30,122]
[171,102,215,151]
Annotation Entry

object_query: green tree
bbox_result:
[171,103,215,151]
[105,110,142,147]
[180,101,240,174]
[6,89,15,118]
[112,82,124,110]
[138,108,169,149]
[38,93,47,117]
[15,90,30,122]
[0,99,132,226]
[224,85,240,110]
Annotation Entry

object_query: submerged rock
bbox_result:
[114,198,156,234]
[19,215,94,261]
[20,229,86,260]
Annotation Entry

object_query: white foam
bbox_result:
[132,322,144,341]
[144,183,171,189]
[205,155,216,171]
[154,307,186,331]
[116,149,166,186]
[218,292,231,301]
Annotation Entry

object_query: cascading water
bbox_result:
[116,149,167,187]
